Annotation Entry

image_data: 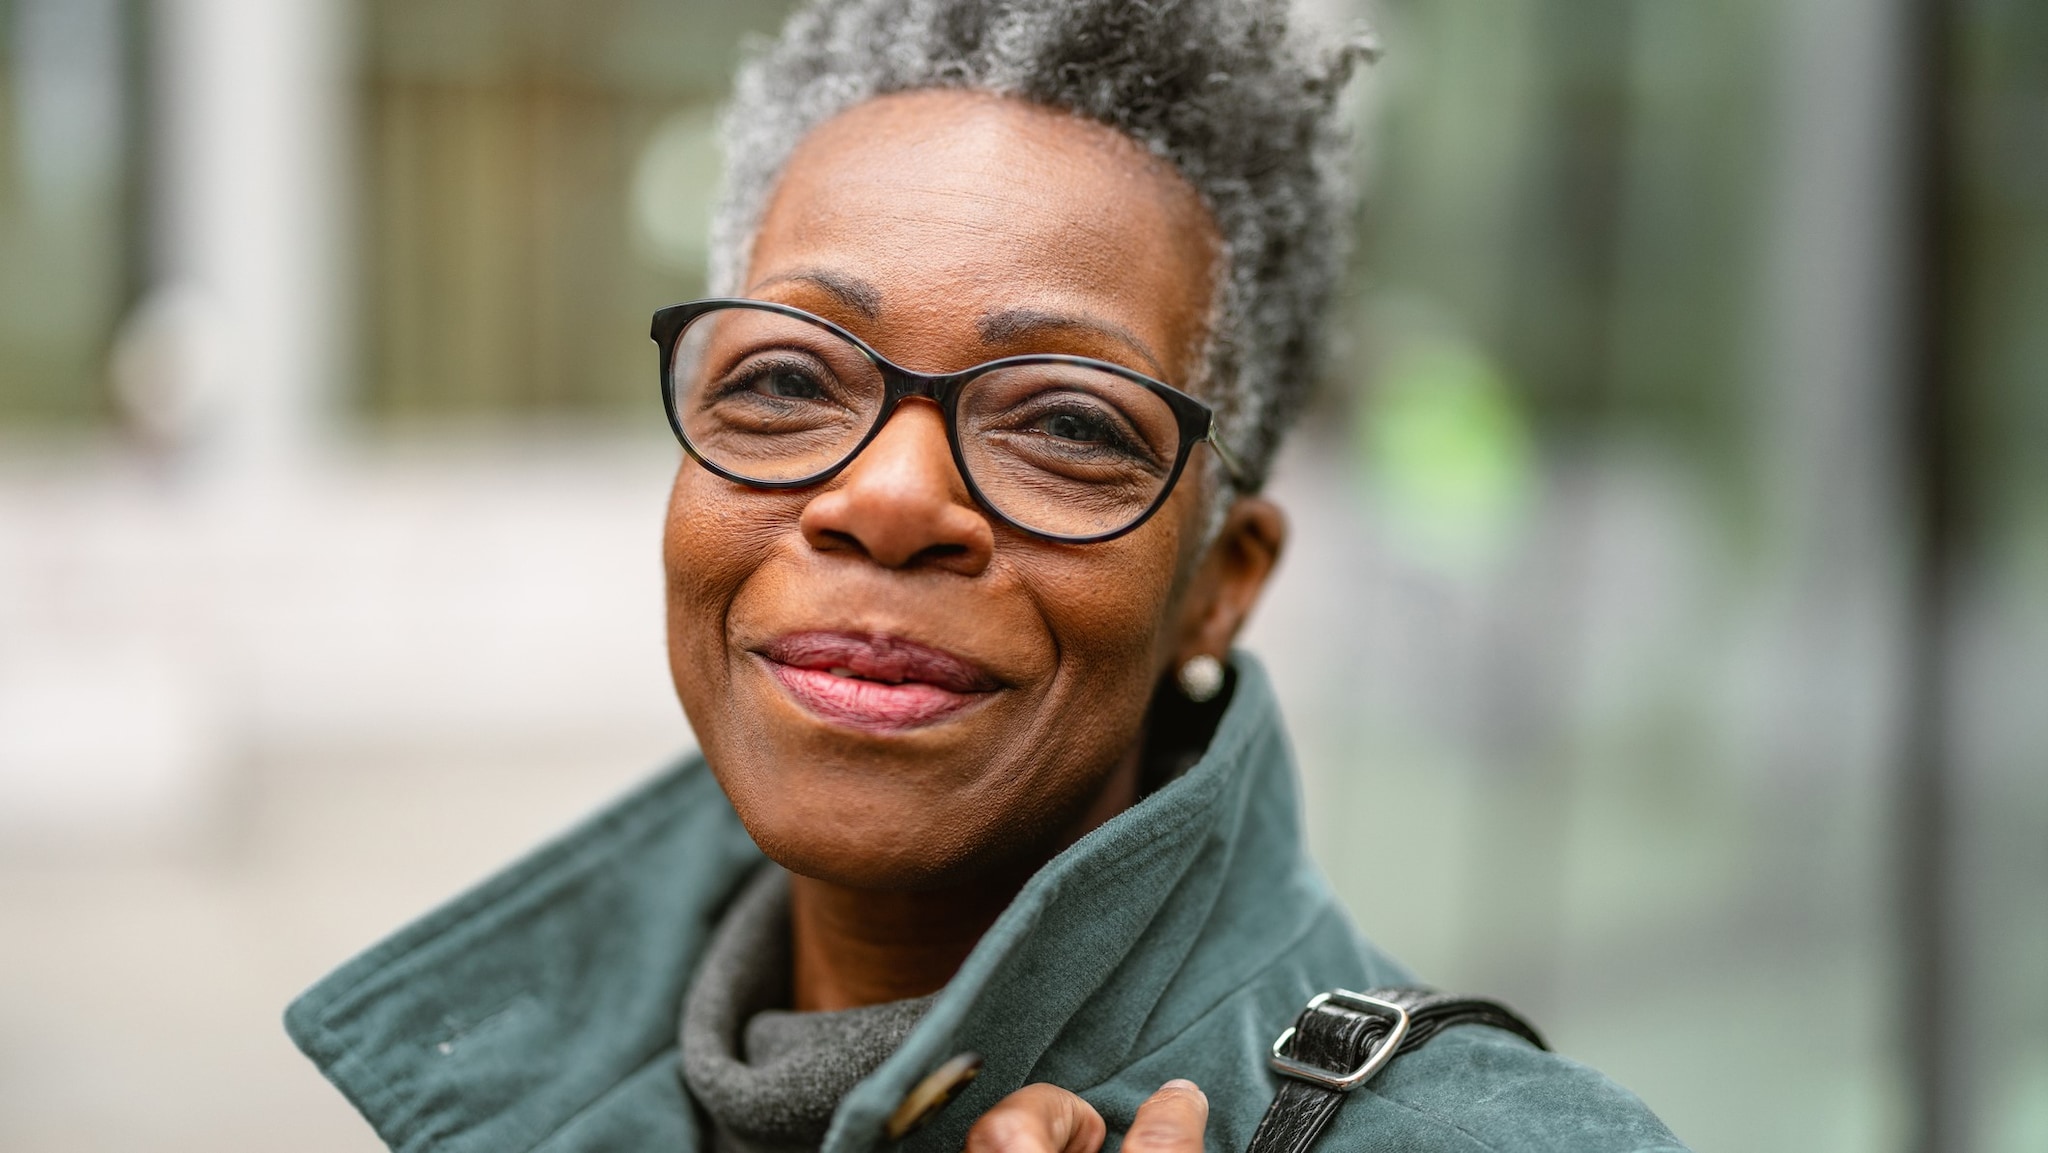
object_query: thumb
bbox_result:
[966,1082,1107,1153]
[1123,1080,1208,1153]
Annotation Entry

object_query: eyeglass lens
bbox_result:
[670,305,1184,539]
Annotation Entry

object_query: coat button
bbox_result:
[884,1052,983,1139]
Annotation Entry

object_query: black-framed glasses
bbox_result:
[651,299,1245,543]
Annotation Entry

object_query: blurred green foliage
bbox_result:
[1358,331,1533,568]
[1346,0,1771,519]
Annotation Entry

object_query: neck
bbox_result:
[788,745,1143,1012]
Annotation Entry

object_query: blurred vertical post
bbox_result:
[146,0,348,480]
[1896,0,1966,1150]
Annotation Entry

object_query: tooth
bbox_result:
[829,667,855,677]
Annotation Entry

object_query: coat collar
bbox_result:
[286,654,1338,1153]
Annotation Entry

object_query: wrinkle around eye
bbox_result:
[985,402,1172,472]
[708,352,858,409]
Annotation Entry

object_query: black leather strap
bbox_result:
[1244,987,1546,1153]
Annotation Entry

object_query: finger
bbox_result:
[1122,1079,1209,1153]
[965,1082,1108,1153]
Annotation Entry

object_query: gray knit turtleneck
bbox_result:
[679,866,937,1153]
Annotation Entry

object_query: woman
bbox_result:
[288,3,1686,1152]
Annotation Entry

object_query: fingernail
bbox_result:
[1162,1079,1202,1095]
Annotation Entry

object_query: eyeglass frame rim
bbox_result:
[650,297,1247,545]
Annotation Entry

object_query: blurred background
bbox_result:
[0,0,2041,1149]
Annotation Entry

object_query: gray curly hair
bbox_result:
[710,0,1375,497]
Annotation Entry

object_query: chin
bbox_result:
[706,722,1058,892]
[731,786,987,891]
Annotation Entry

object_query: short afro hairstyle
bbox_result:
[711,0,1376,495]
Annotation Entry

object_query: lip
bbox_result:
[756,631,1001,732]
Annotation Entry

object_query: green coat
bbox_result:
[287,655,1686,1153]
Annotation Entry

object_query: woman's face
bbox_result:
[664,89,1280,890]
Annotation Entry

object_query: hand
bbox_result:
[965,1079,1209,1153]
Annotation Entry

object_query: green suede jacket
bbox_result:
[286,655,1686,1153]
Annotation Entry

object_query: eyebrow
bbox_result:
[977,307,1167,378]
[746,271,1168,379]
[748,268,884,319]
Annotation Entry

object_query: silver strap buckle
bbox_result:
[1268,989,1411,1092]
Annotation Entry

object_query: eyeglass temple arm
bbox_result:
[1205,428,1250,491]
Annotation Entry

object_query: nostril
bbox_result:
[809,528,967,569]
[816,528,865,554]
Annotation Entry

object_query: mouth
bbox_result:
[756,631,1002,733]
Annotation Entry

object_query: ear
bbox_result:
[1169,496,1287,667]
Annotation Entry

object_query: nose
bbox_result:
[799,400,995,574]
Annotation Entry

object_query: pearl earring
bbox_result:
[1177,653,1224,703]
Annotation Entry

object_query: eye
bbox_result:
[994,391,1161,467]
[747,365,826,400]
[1038,409,1117,444]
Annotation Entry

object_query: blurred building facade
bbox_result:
[0,1,2042,1151]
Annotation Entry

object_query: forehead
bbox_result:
[746,90,1220,380]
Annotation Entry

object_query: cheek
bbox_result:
[1035,535,1181,677]
[1002,507,1189,775]
[1041,485,1197,671]
[662,466,797,719]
